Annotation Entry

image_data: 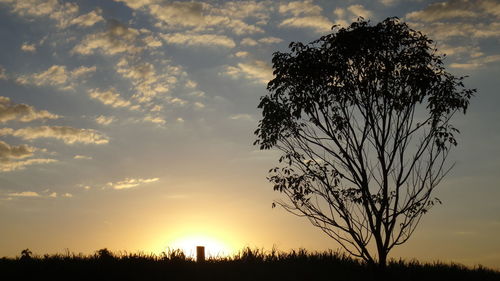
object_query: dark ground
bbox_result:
[1,248,499,281]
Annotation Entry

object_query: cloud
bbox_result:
[0,147,57,171]
[147,1,206,28]
[258,36,283,44]
[223,60,273,84]
[74,155,92,160]
[20,42,36,52]
[0,133,58,172]
[116,0,269,35]
[143,115,166,125]
[26,65,67,85]
[69,8,104,27]
[0,126,109,145]
[15,64,95,90]
[241,36,283,47]
[234,51,249,58]
[279,16,333,33]
[7,191,41,197]
[107,177,159,190]
[279,0,323,16]
[406,0,500,24]
[229,114,254,121]
[72,19,141,55]
[409,21,500,40]
[347,5,372,20]
[241,37,258,46]
[0,96,59,123]
[0,140,34,160]
[95,115,115,126]
[437,44,483,58]
[143,35,162,48]
[161,32,236,48]
[115,58,181,103]
[449,55,500,69]
[379,0,397,6]
[88,88,132,109]
[0,0,79,28]
[5,190,72,198]
[194,102,205,109]
[277,0,336,33]
[71,66,96,78]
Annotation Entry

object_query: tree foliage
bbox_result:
[254,18,475,267]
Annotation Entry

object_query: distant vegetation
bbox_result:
[1,248,498,281]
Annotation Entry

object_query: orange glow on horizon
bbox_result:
[165,234,233,258]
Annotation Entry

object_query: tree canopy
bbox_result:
[255,17,475,267]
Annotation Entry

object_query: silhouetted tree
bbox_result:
[255,18,474,267]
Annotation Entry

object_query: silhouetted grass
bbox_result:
[1,248,499,281]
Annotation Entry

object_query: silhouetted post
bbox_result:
[196,246,205,262]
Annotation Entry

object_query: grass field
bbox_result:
[1,248,499,281]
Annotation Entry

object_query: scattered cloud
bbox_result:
[223,60,273,84]
[74,155,92,160]
[69,8,104,27]
[0,96,59,123]
[15,64,96,90]
[95,115,115,126]
[71,66,96,78]
[0,126,109,145]
[379,0,397,6]
[258,37,283,44]
[279,16,333,33]
[161,32,236,48]
[116,58,179,104]
[185,80,197,89]
[409,21,500,40]
[241,36,282,47]
[241,37,258,46]
[116,0,269,35]
[72,19,142,55]
[406,0,498,22]
[143,115,166,125]
[235,51,249,58]
[20,42,36,52]
[229,114,254,121]
[449,55,500,70]
[107,177,159,190]
[347,5,372,20]
[279,0,323,17]
[405,0,500,69]
[8,191,41,197]
[0,0,79,28]
[438,44,483,58]
[0,152,57,172]
[5,190,72,198]
[278,0,333,33]
[17,65,68,86]
[194,102,205,109]
[0,140,34,160]
[143,35,162,48]
[88,88,132,109]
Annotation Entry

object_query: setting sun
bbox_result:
[165,235,233,259]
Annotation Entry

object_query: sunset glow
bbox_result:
[166,235,233,258]
[0,0,499,270]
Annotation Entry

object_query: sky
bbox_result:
[0,0,499,268]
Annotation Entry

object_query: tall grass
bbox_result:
[1,247,498,281]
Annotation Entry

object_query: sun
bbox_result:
[165,234,233,259]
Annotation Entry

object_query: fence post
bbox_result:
[196,246,205,262]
